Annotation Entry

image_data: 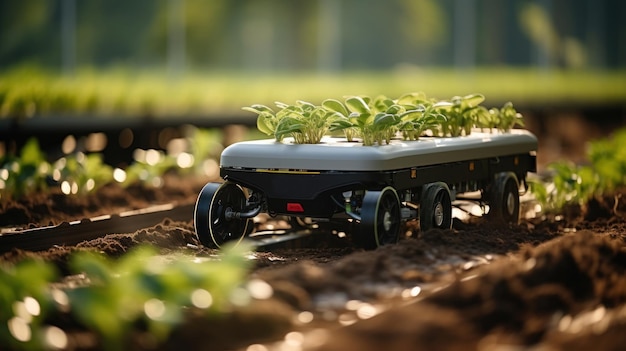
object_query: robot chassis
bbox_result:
[194,129,537,249]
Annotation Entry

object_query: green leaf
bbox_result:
[372,95,394,112]
[353,112,372,128]
[345,96,370,114]
[70,251,113,285]
[322,98,349,116]
[241,104,274,115]
[373,113,400,129]
[275,116,304,140]
[329,119,354,131]
[462,93,485,107]
[396,92,428,105]
[256,112,275,136]
[20,138,45,165]
[274,101,290,109]
[432,101,453,111]
[385,104,404,115]
[276,105,302,119]
[296,100,316,112]
[399,109,422,121]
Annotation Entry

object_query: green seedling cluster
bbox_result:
[0,259,58,351]
[0,140,118,202]
[243,100,338,144]
[122,149,178,188]
[0,127,223,203]
[243,92,525,146]
[0,139,50,202]
[0,139,121,202]
[530,127,626,213]
[52,153,114,196]
[0,244,253,351]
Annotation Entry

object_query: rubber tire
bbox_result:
[357,187,401,250]
[194,182,250,248]
[489,173,520,224]
[420,182,453,231]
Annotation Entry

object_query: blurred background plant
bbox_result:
[0,259,58,350]
[0,126,225,203]
[2,0,623,73]
[0,243,254,351]
[531,127,626,214]
[0,138,50,202]
[0,0,624,120]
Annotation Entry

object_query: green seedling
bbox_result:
[0,259,59,350]
[0,138,50,203]
[67,243,251,350]
[321,98,359,141]
[52,152,113,195]
[531,127,626,214]
[545,161,598,210]
[326,95,403,146]
[587,128,626,192]
[477,102,524,133]
[251,91,528,145]
[397,101,449,140]
[274,100,341,144]
[122,149,177,188]
[496,102,525,132]
[437,93,486,137]
[245,100,344,144]
[0,243,252,350]
[242,104,280,139]
[342,95,398,146]
[183,126,224,177]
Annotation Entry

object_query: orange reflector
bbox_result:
[287,203,304,212]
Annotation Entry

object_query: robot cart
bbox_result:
[194,129,538,249]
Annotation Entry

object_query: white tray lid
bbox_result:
[221,129,538,172]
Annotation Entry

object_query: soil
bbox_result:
[3,117,626,350]
[3,176,626,351]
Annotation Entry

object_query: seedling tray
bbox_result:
[221,129,537,171]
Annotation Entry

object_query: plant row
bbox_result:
[0,127,223,203]
[243,92,525,146]
[530,127,626,213]
[0,244,254,351]
[2,67,626,119]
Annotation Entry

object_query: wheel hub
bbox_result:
[383,211,392,232]
[434,202,444,227]
[506,192,516,216]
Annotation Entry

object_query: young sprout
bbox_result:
[53,153,113,195]
[0,138,50,202]
[322,98,358,141]
[246,91,527,144]
[242,104,280,139]
[398,101,449,140]
[496,102,525,132]
[340,95,403,146]
[438,93,486,137]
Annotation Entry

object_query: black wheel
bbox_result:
[194,182,250,248]
[489,173,520,224]
[358,187,401,249]
[420,182,452,231]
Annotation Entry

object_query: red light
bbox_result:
[287,203,304,212]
